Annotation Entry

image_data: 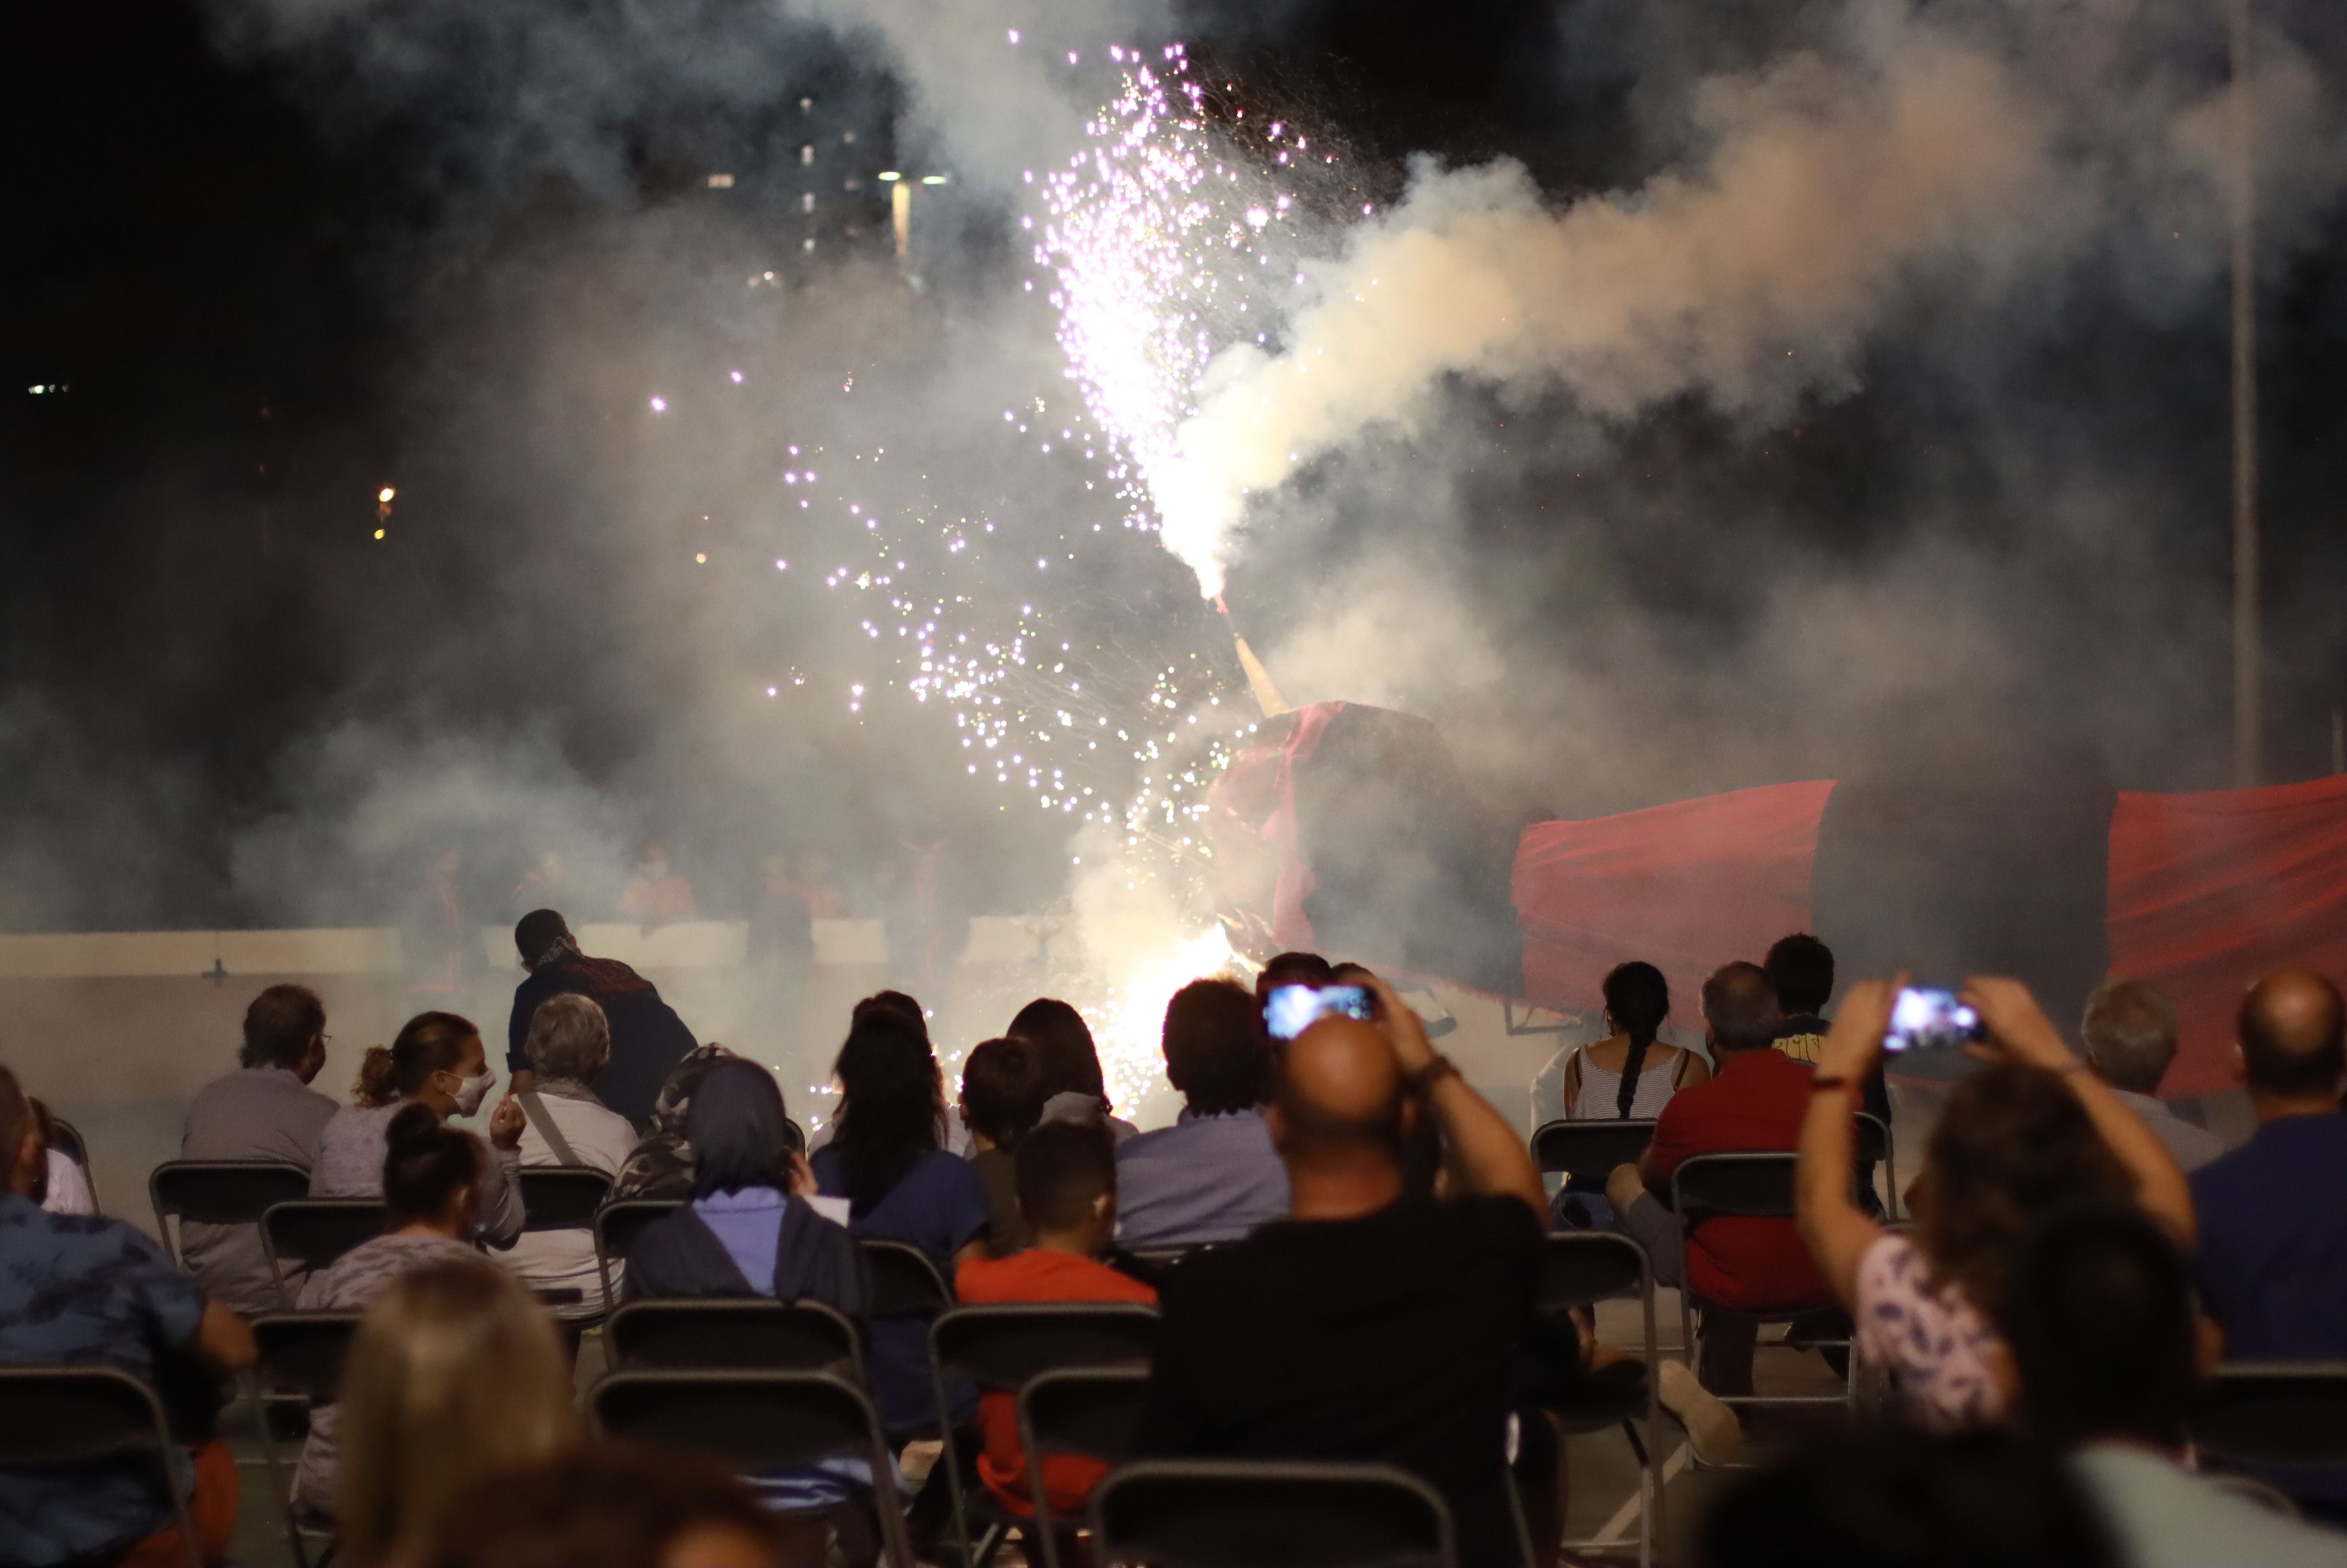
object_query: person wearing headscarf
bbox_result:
[621,1060,875,1515]
[612,1044,737,1199]
[622,1060,867,1310]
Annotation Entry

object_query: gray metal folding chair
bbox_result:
[148,1160,312,1270]
[0,1365,200,1568]
[591,1196,681,1310]
[2190,1362,2347,1472]
[1088,1458,1457,1568]
[1538,1230,1662,1567]
[260,1200,386,1304]
[591,1369,915,1568]
[927,1302,1161,1568]
[1018,1367,1153,1568]
[606,1297,863,1381]
[246,1312,362,1568]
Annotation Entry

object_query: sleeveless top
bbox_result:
[1562,1046,1696,1121]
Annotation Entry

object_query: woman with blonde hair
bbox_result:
[338,1258,577,1567]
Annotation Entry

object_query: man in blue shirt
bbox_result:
[0,1064,258,1566]
[2189,969,2347,1516]
[1116,977,1290,1249]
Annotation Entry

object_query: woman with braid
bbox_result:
[1546,962,1709,1229]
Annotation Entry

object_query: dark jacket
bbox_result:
[510,954,698,1129]
[624,1195,873,1313]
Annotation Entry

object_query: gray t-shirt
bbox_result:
[2073,1442,2347,1568]
[177,1067,339,1315]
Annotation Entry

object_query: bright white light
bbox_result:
[649,396,668,412]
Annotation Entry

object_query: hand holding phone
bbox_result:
[1263,983,1374,1042]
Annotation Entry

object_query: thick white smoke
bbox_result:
[1149,3,2341,597]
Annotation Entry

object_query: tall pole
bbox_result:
[2229,0,2261,787]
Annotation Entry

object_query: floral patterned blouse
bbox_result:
[1855,1232,2008,1429]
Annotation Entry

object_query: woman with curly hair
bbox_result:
[1795,976,2195,1429]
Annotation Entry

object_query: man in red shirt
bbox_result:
[1606,960,1833,1393]
[954,1119,1156,1521]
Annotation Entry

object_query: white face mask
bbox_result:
[446,1067,493,1117]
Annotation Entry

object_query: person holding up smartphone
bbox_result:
[1795,975,2196,1430]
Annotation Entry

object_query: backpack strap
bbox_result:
[517,1092,584,1167]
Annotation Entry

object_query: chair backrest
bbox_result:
[1536,1231,1651,1315]
[1852,1112,1891,1165]
[148,1162,314,1263]
[262,1200,387,1282]
[1088,1459,1457,1568]
[516,1167,614,1231]
[608,1298,861,1377]
[2190,1363,2347,1470]
[249,1313,364,1402]
[596,1197,682,1265]
[1530,1120,1658,1179]
[1670,1152,1799,1222]
[931,1302,1160,1394]
[863,1238,953,1317]
[591,1370,913,1566]
[0,1364,178,1467]
[47,1115,89,1168]
[783,1118,806,1157]
[1018,1365,1152,1471]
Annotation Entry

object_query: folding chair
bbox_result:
[929,1303,1161,1568]
[1018,1367,1153,1568]
[0,1365,200,1568]
[517,1167,614,1230]
[246,1313,362,1568]
[2189,1363,2347,1471]
[261,1201,386,1304]
[784,1117,808,1156]
[1538,1231,1662,1567]
[1530,1120,1658,1186]
[591,1369,915,1568]
[148,1161,312,1270]
[863,1238,954,1316]
[47,1114,97,1210]
[1668,1152,1851,1431]
[607,1298,863,1380]
[592,1196,681,1310]
[1854,1112,1899,1222]
[1088,1458,1457,1568]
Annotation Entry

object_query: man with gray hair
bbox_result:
[2080,979,2223,1173]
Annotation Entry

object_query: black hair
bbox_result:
[241,984,326,1070]
[381,1102,483,1227]
[1697,1426,2116,1568]
[1008,998,1107,1100]
[1163,978,1271,1115]
[1014,1117,1117,1235]
[1257,951,1336,997]
[829,1010,944,1214]
[513,909,571,967]
[2001,1204,2198,1450]
[685,1060,795,1198]
[0,1064,27,1190]
[1763,933,1835,1016]
[356,1012,479,1108]
[960,1037,1046,1149]
[854,990,930,1040]
[1601,960,1670,1119]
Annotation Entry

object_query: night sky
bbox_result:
[3,0,2344,930]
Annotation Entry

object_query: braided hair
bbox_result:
[1601,962,1671,1119]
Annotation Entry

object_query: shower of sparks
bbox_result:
[1035,45,1314,596]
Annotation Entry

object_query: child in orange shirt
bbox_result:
[954,1118,1157,1517]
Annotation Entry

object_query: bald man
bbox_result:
[2191,969,2347,1361]
[1138,979,1548,1568]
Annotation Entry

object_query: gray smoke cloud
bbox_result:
[1156,0,2346,597]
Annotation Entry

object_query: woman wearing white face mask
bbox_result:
[311,1011,527,1251]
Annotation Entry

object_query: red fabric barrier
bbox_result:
[1204,702,1347,959]
[2108,773,2347,1098]
[1513,781,1837,1016]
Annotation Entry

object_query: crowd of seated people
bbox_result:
[8,898,2347,1568]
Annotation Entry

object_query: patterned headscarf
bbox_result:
[612,1042,738,1198]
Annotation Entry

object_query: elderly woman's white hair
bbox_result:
[523,992,612,1085]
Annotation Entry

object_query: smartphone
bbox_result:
[1264,983,1374,1042]
[1884,986,1983,1053]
